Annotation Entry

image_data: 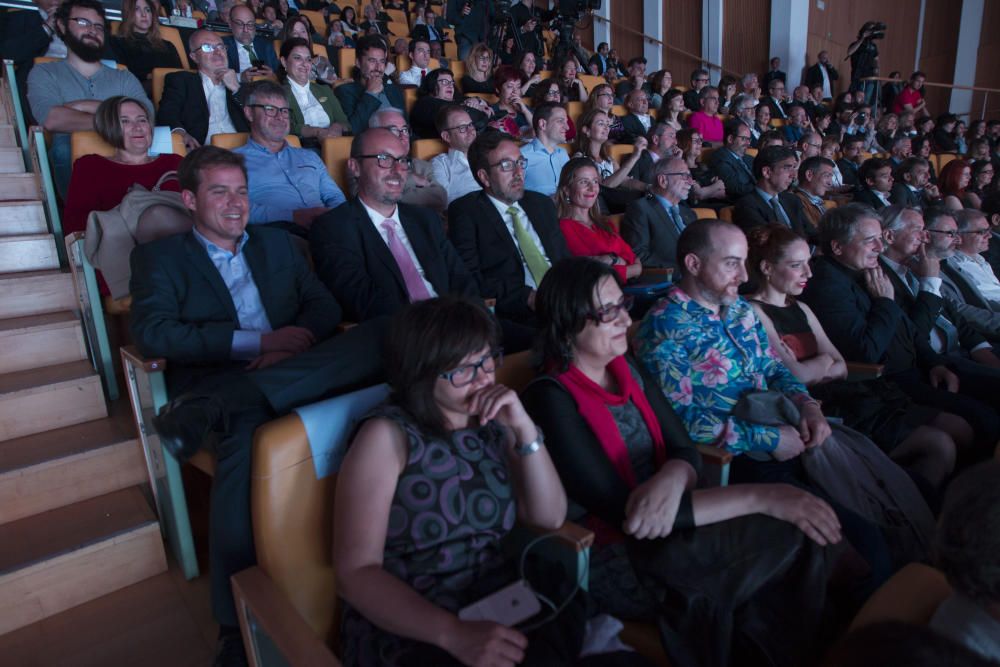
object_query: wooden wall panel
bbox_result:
[918,0,963,118]
[722,0,770,80]
[806,0,919,102]
[970,1,1000,120]
[662,0,702,83]
[609,1,643,69]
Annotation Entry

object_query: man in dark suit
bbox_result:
[618,88,654,145]
[837,135,865,190]
[448,131,569,325]
[335,34,407,135]
[890,157,941,210]
[801,204,1000,481]
[683,68,709,111]
[157,29,249,150]
[733,145,816,241]
[805,51,838,99]
[133,147,384,664]
[762,57,786,89]
[310,128,475,321]
[763,78,789,120]
[588,42,610,76]
[621,156,697,269]
[708,120,756,201]
[853,157,894,211]
[223,3,278,80]
[447,0,491,60]
[626,123,679,185]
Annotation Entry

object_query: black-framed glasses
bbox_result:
[444,122,475,134]
[385,125,411,137]
[588,296,634,324]
[662,171,694,180]
[195,42,226,53]
[959,228,991,237]
[248,104,291,117]
[927,229,960,239]
[356,153,412,170]
[69,16,105,33]
[489,157,528,172]
[440,349,504,387]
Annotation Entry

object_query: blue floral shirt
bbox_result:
[635,285,812,455]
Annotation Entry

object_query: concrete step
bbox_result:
[0,125,15,147]
[0,201,47,236]
[0,174,39,201]
[0,147,25,174]
[0,234,58,273]
[0,271,75,319]
[0,410,144,524]
[0,361,107,442]
[0,312,86,375]
[0,487,167,635]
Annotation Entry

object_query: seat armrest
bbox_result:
[232,566,342,667]
[696,444,733,466]
[121,344,167,373]
[845,362,883,382]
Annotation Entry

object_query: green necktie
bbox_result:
[507,206,549,285]
[243,43,258,61]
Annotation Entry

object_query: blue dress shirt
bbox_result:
[520,138,569,197]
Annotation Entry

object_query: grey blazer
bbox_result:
[620,195,696,269]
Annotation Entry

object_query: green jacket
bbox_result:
[284,80,350,136]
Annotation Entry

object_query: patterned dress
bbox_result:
[634,285,812,456]
[340,405,517,667]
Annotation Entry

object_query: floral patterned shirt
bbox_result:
[635,285,812,455]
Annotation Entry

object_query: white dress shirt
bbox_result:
[288,78,330,128]
[200,72,237,141]
[397,65,427,86]
[485,194,550,289]
[951,251,1000,303]
[430,149,480,203]
[358,198,437,297]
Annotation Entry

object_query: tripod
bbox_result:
[486,12,523,68]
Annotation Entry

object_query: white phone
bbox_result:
[457,579,542,627]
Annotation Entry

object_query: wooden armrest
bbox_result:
[231,566,341,667]
[121,344,167,373]
[845,362,884,381]
[65,231,84,245]
[696,444,733,466]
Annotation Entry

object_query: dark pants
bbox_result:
[176,319,388,626]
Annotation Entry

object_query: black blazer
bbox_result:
[852,188,889,211]
[0,9,51,67]
[129,227,340,390]
[763,96,788,120]
[708,148,756,200]
[620,195,696,269]
[804,63,838,90]
[838,159,861,189]
[334,79,407,135]
[223,35,279,73]
[889,183,933,210]
[156,71,249,145]
[627,150,656,185]
[733,190,816,241]
[447,190,569,323]
[619,113,649,145]
[309,199,476,321]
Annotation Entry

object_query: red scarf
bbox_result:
[554,356,666,488]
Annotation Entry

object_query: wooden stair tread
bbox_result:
[0,409,134,474]
[0,487,155,573]
[0,310,77,335]
[0,360,96,396]
[0,233,52,243]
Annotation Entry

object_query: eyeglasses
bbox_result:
[960,228,991,237]
[489,157,528,172]
[445,122,475,134]
[588,296,634,324]
[383,125,411,138]
[249,104,291,117]
[195,42,226,53]
[356,153,412,170]
[439,349,503,387]
[68,16,105,33]
[662,171,694,180]
[927,229,960,239]
[231,18,257,30]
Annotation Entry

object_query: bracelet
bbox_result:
[515,428,544,457]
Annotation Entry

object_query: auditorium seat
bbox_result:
[321,135,353,191]
[411,138,446,160]
[151,67,185,109]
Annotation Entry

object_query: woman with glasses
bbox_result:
[491,65,532,139]
[529,78,575,141]
[279,38,349,144]
[523,257,842,667]
[966,160,995,208]
[460,43,495,95]
[334,296,643,667]
[110,0,182,96]
[676,128,726,206]
[570,110,647,213]
[583,83,624,141]
[409,67,463,139]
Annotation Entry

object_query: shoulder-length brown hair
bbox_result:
[94,95,150,149]
[571,108,611,163]
[555,157,611,233]
[119,0,165,46]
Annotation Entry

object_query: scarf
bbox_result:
[555,356,665,488]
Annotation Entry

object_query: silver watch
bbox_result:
[515,428,544,457]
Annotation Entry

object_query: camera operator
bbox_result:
[847,21,884,107]
[447,0,492,60]
[510,0,552,58]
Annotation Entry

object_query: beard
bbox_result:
[60,25,105,62]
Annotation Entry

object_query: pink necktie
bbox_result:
[381,219,432,302]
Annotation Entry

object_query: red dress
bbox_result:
[63,153,183,236]
[558,217,637,282]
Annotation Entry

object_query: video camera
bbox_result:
[859,21,887,40]
[558,0,601,14]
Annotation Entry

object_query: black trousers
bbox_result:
[174,319,389,627]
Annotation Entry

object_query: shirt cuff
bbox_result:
[918,276,942,296]
[231,330,262,360]
[972,341,992,352]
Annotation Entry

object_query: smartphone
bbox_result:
[458,579,541,627]
[250,58,264,69]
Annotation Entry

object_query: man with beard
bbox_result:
[26,0,151,196]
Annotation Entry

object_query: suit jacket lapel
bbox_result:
[481,192,520,260]
[183,232,240,322]
[354,200,409,293]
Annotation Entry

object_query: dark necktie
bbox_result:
[770,196,791,228]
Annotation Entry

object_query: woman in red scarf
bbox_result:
[523,258,843,667]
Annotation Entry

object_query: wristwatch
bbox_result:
[515,428,544,457]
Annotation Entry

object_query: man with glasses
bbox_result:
[223,3,278,80]
[309,127,475,321]
[431,105,481,203]
[709,119,758,201]
[335,34,407,135]
[620,89,654,145]
[158,29,248,151]
[791,156,835,232]
[934,208,1000,339]
[734,145,816,241]
[628,122,680,186]
[683,68,709,111]
[783,105,810,144]
[26,0,151,195]
[520,102,570,196]
[363,107,447,212]
[947,208,1000,306]
[233,80,345,233]
[797,130,823,160]
[621,157,697,269]
[763,78,789,120]
[448,131,569,325]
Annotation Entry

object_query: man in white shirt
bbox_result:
[430,105,481,203]
[397,38,432,86]
[949,208,1000,305]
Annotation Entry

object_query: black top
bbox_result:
[460,74,495,95]
[110,33,183,84]
[522,358,701,531]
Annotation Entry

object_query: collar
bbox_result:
[755,187,779,203]
[244,136,289,155]
[880,253,908,276]
[526,137,559,155]
[653,193,678,212]
[358,196,399,226]
[796,187,823,206]
[192,226,249,256]
[486,192,524,219]
[288,77,311,93]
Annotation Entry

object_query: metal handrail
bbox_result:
[861,76,998,121]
